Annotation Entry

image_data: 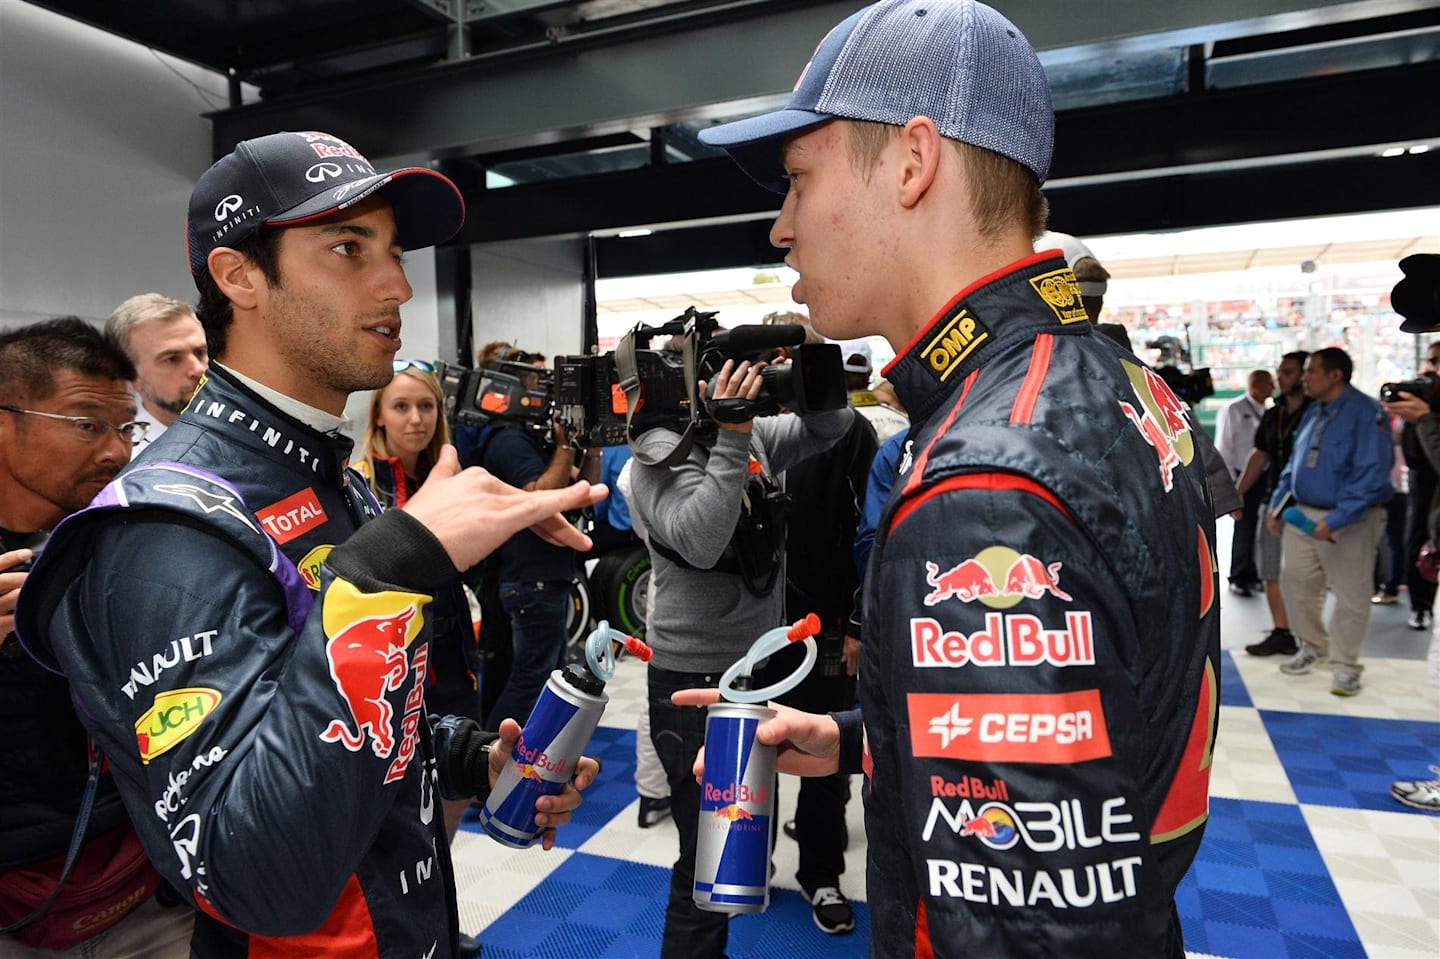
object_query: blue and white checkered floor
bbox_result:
[453,518,1440,958]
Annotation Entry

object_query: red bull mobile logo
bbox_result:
[318,582,430,777]
[923,546,1073,609]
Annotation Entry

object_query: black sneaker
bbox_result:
[457,933,483,958]
[807,886,855,935]
[637,796,672,828]
[1228,582,1253,598]
[1245,628,1298,657]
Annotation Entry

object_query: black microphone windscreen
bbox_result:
[710,325,806,355]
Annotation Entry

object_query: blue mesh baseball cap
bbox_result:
[187,131,465,284]
[698,0,1053,192]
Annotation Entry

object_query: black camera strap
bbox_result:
[616,325,700,469]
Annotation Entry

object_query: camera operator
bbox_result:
[628,354,853,959]
[465,347,598,730]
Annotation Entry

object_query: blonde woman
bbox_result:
[355,360,449,507]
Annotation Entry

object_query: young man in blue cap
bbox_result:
[17,132,607,958]
[679,2,1220,955]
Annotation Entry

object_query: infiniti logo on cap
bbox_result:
[214,195,244,221]
[306,162,343,183]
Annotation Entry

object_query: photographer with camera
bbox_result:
[464,346,597,730]
[1265,347,1393,696]
[628,340,853,958]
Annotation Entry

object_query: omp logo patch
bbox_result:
[136,688,221,764]
[920,309,990,383]
[1029,268,1088,324]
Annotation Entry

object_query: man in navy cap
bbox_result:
[17,132,606,958]
[678,2,1220,955]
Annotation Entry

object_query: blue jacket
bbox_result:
[841,253,1220,957]
[1269,385,1393,528]
[16,366,491,958]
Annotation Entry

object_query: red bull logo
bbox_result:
[961,816,997,838]
[930,775,1009,801]
[911,611,1095,669]
[318,584,428,761]
[512,740,571,778]
[923,547,1072,609]
[703,781,769,805]
[1120,360,1195,491]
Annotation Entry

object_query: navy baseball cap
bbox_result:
[698,0,1053,193]
[187,131,465,283]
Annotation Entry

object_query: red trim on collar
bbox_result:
[881,251,1060,379]
[891,472,1074,532]
[1010,332,1054,424]
[900,369,980,498]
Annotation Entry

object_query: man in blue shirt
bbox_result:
[1266,347,1393,696]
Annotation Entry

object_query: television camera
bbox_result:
[554,307,846,465]
[1146,332,1215,406]
[434,355,555,443]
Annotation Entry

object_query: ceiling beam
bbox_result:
[450,61,1440,244]
[589,150,1440,277]
[207,0,1424,159]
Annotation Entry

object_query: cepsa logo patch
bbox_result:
[920,308,990,383]
[256,488,327,545]
[908,690,1111,764]
[136,688,221,764]
[1028,268,1088,324]
[298,544,334,592]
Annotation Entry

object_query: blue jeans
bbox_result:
[485,581,570,729]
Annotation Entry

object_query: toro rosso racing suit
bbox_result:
[15,366,492,958]
[845,252,1221,957]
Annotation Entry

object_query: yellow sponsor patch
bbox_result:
[920,309,990,383]
[298,544,334,591]
[1029,268,1088,324]
[136,687,221,764]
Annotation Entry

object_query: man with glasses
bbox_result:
[104,294,208,454]
[15,133,605,958]
[1266,347,1393,696]
[1,317,193,956]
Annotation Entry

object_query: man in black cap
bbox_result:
[16,132,606,959]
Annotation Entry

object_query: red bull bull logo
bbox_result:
[714,804,755,822]
[923,547,1073,609]
[318,583,428,762]
[1120,360,1195,491]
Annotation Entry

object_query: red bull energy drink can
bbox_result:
[694,702,776,914]
[478,664,606,848]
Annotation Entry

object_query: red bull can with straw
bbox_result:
[694,701,776,913]
[479,623,652,848]
[693,614,821,914]
[477,663,606,848]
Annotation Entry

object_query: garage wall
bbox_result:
[470,237,586,363]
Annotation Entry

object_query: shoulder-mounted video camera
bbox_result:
[434,357,554,442]
[1145,332,1215,407]
[555,307,846,467]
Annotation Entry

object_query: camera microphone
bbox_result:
[709,325,806,355]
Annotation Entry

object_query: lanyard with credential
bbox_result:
[1303,394,1346,469]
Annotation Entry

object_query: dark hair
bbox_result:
[0,316,136,403]
[1311,346,1352,382]
[194,226,283,359]
[1280,350,1310,369]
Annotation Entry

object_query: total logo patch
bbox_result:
[920,308,990,383]
[908,689,1112,764]
[257,488,327,545]
[1028,268,1088,324]
[922,546,1072,609]
[136,688,222,764]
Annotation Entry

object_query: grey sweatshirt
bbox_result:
[629,407,855,672]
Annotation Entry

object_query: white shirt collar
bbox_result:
[216,363,351,436]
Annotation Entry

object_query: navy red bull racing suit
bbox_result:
[842,252,1221,957]
[16,366,494,957]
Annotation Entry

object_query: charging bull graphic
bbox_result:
[318,583,429,759]
[924,546,1073,608]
